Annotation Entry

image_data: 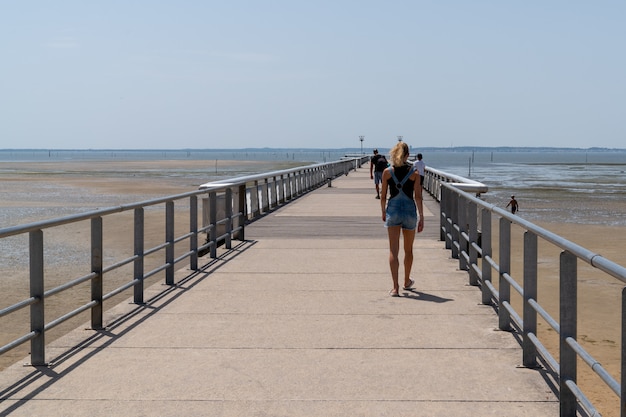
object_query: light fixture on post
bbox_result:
[359,136,364,155]
[397,136,403,142]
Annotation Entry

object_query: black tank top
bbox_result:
[389,163,415,198]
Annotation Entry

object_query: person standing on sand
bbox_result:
[506,196,519,214]
[370,149,388,199]
[413,152,425,185]
[380,141,424,297]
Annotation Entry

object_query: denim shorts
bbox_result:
[374,171,383,185]
[384,193,417,230]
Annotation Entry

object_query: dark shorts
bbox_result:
[374,171,383,185]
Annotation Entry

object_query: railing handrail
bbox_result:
[438,175,626,417]
[198,161,335,189]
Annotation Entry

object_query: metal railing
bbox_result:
[0,157,367,367]
[438,173,626,417]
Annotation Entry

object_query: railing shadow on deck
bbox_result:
[0,239,257,415]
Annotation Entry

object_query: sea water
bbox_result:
[423,149,626,226]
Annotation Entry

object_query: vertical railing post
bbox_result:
[190,195,198,271]
[209,191,217,258]
[481,208,492,305]
[252,180,261,217]
[238,184,246,241]
[450,189,459,259]
[165,201,175,285]
[468,201,478,285]
[270,176,277,208]
[29,230,45,366]
[621,287,626,417]
[279,174,286,204]
[560,250,577,417]
[458,196,468,270]
[225,188,232,249]
[262,179,269,213]
[498,218,511,331]
[134,208,145,303]
[523,231,538,368]
[441,186,450,245]
[91,217,103,329]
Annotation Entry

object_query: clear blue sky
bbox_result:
[2,1,625,150]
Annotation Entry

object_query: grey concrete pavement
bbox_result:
[0,165,559,416]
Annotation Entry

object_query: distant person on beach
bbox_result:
[506,196,519,214]
[380,141,424,297]
[413,153,425,185]
[370,149,388,199]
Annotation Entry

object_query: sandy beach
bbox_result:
[1,160,625,416]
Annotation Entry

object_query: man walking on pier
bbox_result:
[413,153,425,185]
[370,149,388,199]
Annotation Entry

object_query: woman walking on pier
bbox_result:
[380,141,424,297]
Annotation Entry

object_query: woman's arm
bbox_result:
[380,169,390,221]
[413,172,424,232]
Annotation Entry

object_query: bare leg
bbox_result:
[402,228,416,287]
[387,226,401,294]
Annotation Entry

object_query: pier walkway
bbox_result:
[0,166,558,416]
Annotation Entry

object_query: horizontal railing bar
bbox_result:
[144,242,169,257]
[44,272,98,298]
[143,264,169,280]
[0,192,198,239]
[174,232,193,244]
[216,232,230,242]
[198,241,214,252]
[0,297,37,318]
[44,301,99,332]
[528,298,560,333]
[471,242,482,256]
[502,301,522,328]
[484,280,498,301]
[103,279,141,301]
[501,272,524,297]
[103,255,138,274]
[564,379,601,417]
[527,332,560,373]
[199,224,212,234]
[484,255,499,274]
[0,332,38,356]
[461,251,469,264]
[470,263,481,279]
[566,336,620,396]
[174,251,193,265]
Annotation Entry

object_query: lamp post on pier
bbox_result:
[397,135,403,142]
[359,136,364,155]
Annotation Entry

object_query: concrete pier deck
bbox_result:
[0,166,559,416]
